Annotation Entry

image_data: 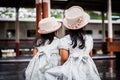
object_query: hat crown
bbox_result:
[39,17,58,30]
[63,6,90,30]
[65,6,84,19]
[38,17,61,34]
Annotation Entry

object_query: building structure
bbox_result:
[0,0,120,56]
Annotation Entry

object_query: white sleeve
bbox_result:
[58,37,69,50]
[85,35,93,53]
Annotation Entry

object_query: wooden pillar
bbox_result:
[36,0,42,37]
[42,0,50,18]
[101,12,106,42]
[107,0,113,56]
[15,7,20,57]
[35,0,50,36]
[107,0,114,78]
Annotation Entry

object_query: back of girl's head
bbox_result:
[66,28,85,49]
[33,32,55,47]
[63,6,90,49]
[33,17,61,47]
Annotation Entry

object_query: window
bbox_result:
[27,30,35,37]
[114,31,120,37]
[99,30,102,34]
[86,30,92,35]
[105,31,108,37]
[7,29,15,38]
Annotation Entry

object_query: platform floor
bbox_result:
[0,55,116,80]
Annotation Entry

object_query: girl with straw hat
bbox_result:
[45,6,101,80]
[25,17,61,80]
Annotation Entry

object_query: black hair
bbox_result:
[33,32,55,47]
[66,28,85,49]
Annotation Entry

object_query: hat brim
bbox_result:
[38,22,61,34]
[63,13,90,30]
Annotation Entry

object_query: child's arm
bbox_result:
[32,48,38,57]
[89,50,93,57]
[59,49,69,65]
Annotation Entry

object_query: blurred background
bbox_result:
[0,0,120,80]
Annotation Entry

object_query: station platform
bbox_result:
[0,54,117,80]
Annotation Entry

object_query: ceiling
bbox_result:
[0,0,120,13]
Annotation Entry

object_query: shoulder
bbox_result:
[61,35,71,41]
[60,35,71,45]
[85,35,93,47]
[51,37,60,44]
[54,37,60,41]
[58,35,71,50]
[84,35,94,52]
[85,35,93,41]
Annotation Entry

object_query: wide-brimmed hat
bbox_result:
[63,6,90,30]
[38,17,61,34]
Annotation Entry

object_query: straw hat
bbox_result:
[63,6,90,30]
[38,17,61,34]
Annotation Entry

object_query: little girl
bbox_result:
[25,17,61,80]
[45,6,101,80]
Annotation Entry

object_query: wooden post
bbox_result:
[101,11,106,42]
[42,0,49,18]
[35,0,50,36]
[107,0,113,56]
[36,0,42,37]
[15,7,20,57]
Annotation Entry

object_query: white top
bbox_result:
[45,35,101,80]
[25,37,61,80]
[59,35,93,56]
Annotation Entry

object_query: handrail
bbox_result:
[0,55,116,63]
[0,59,31,63]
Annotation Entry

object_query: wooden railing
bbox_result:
[107,42,120,52]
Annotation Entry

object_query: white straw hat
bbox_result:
[63,6,90,30]
[38,17,61,34]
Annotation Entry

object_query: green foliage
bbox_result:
[51,9,63,18]
[112,13,120,16]
[86,11,101,20]
[112,12,120,20]
[0,7,15,18]
[0,7,119,20]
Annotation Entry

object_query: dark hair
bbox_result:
[66,28,85,49]
[33,32,55,47]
